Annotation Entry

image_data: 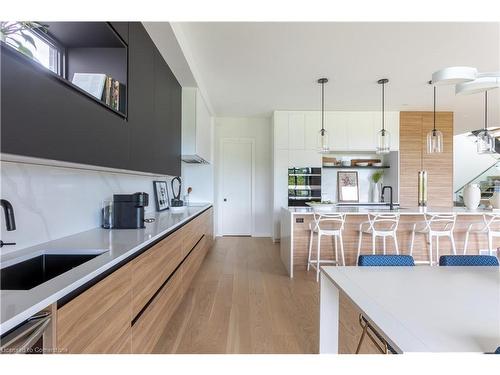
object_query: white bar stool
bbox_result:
[464,214,500,256]
[307,212,346,282]
[356,213,400,265]
[410,213,457,265]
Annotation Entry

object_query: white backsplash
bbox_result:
[0,160,174,255]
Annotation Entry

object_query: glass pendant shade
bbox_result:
[317,128,329,152]
[477,130,495,154]
[376,128,391,154]
[427,129,443,153]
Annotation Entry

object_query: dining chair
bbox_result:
[439,255,499,266]
[355,254,414,354]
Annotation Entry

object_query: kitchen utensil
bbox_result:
[372,162,383,167]
[350,158,381,166]
[355,162,369,167]
[170,176,184,207]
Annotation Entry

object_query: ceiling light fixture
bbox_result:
[427,81,443,154]
[432,66,500,95]
[376,78,390,154]
[317,78,329,152]
[477,90,495,154]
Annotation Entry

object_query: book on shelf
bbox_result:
[71,73,107,100]
[72,73,125,113]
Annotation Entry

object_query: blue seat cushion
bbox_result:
[358,255,415,267]
[439,255,499,267]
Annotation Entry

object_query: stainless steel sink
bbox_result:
[0,249,108,290]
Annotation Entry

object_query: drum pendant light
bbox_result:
[317,78,329,152]
[376,78,390,154]
[477,90,495,154]
[427,82,443,153]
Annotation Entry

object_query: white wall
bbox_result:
[214,117,272,237]
[0,158,173,255]
[453,133,499,193]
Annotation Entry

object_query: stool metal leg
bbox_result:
[429,235,434,266]
[371,234,376,255]
[488,232,493,256]
[450,234,457,255]
[436,236,440,262]
[463,230,470,255]
[339,233,346,266]
[393,233,399,255]
[357,229,363,266]
[383,236,386,255]
[334,236,338,265]
[307,229,314,271]
[316,233,322,282]
[409,224,416,256]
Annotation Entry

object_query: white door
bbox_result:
[221,139,253,235]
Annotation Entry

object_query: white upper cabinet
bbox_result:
[288,113,306,150]
[326,112,349,150]
[273,111,289,150]
[304,112,320,150]
[182,88,212,163]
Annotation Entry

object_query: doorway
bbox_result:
[219,138,254,236]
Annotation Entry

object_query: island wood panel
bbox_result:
[131,266,183,353]
[399,112,453,208]
[422,112,454,207]
[339,292,383,354]
[131,228,183,318]
[292,214,490,268]
[399,112,423,208]
[57,263,132,354]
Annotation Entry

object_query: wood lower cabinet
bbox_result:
[131,228,183,318]
[56,208,213,354]
[399,112,453,207]
[57,263,132,354]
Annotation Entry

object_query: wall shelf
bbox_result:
[323,165,390,169]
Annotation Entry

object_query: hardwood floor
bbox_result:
[153,237,319,354]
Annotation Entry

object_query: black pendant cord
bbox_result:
[382,81,385,132]
[433,85,437,133]
[485,90,488,131]
[321,80,325,135]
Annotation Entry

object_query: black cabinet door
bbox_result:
[127,23,181,176]
[0,45,130,170]
[109,22,129,44]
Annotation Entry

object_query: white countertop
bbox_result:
[0,204,211,335]
[321,266,500,352]
[287,206,495,215]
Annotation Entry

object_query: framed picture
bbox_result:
[153,181,170,211]
[337,171,359,202]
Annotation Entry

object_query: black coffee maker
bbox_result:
[103,192,149,229]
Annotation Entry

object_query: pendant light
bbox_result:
[477,90,495,154]
[317,78,329,152]
[427,81,443,153]
[376,78,390,154]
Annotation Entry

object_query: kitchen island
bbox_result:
[319,265,500,353]
[280,206,498,277]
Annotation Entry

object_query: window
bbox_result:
[1,22,64,76]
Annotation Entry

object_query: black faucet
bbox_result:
[1,199,16,248]
[381,186,394,210]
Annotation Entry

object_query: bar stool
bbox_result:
[307,212,346,282]
[409,213,457,265]
[356,213,400,265]
[463,214,500,256]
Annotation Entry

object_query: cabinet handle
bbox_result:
[223,198,227,202]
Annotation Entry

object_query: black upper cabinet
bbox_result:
[0,22,181,176]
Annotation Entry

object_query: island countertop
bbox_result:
[319,265,500,353]
[287,206,496,215]
[0,204,212,335]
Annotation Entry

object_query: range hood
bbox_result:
[182,88,212,164]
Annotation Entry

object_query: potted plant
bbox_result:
[0,22,48,59]
[371,171,384,203]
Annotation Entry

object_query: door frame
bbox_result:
[218,137,256,236]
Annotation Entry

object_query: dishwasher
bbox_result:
[1,307,54,354]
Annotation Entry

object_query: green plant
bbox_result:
[371,170,384,184]
[0,21,48,59]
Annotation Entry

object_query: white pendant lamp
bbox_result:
[427,82,443,153]
[376,78,390,154]
[317,78,330,152]
[432,66,500,94]
[477,90,495,154]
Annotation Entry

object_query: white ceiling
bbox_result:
[172,22,499,134]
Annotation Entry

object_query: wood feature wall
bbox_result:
[399,112,454,207]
